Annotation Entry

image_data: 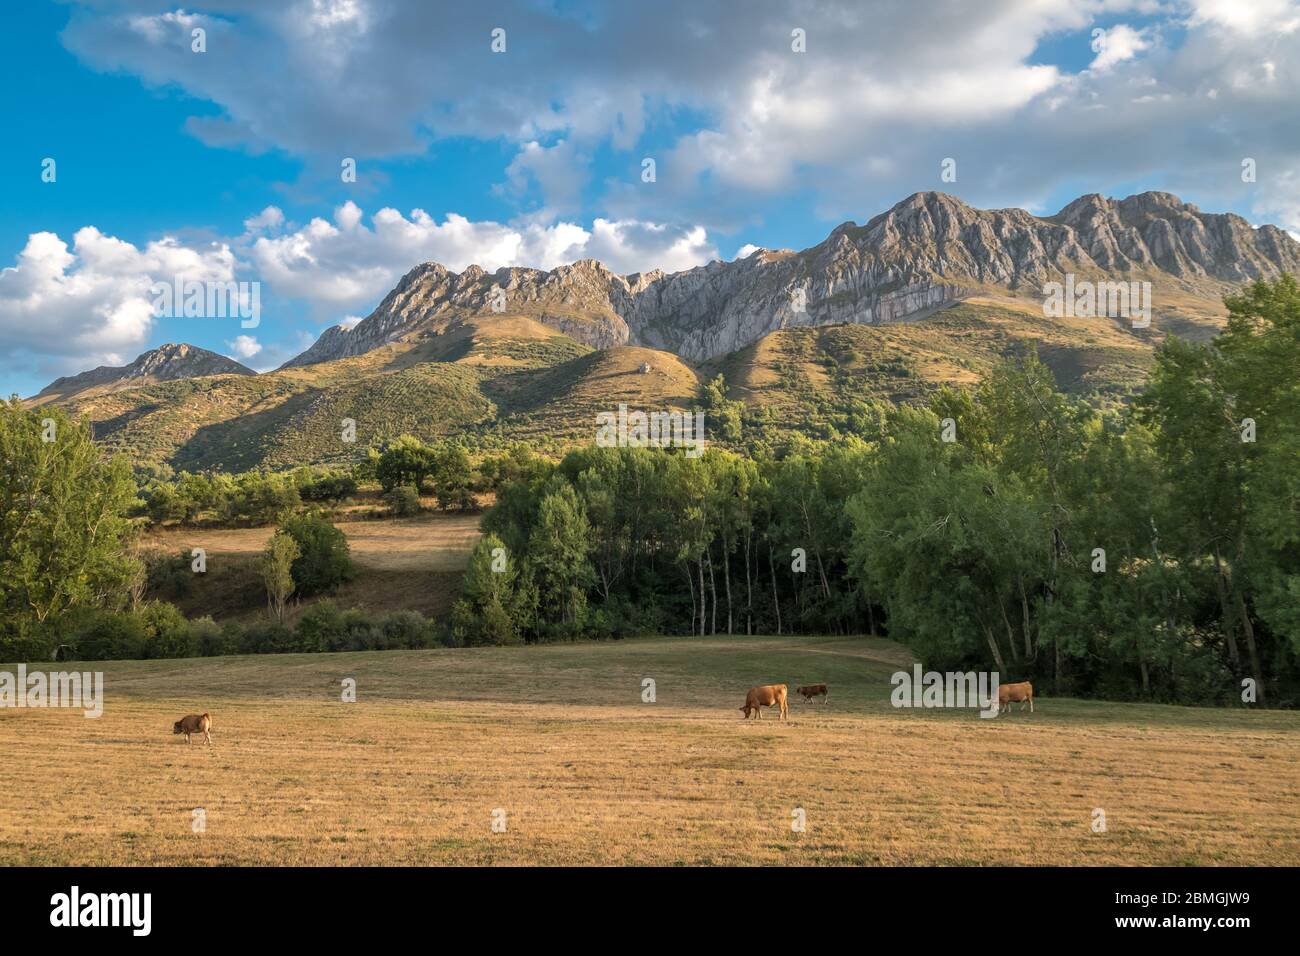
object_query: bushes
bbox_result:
[292,602,437,652]
[14,602,443,662]
[280,512,356,596]
[383,485,421,517]
[300,473,358,504]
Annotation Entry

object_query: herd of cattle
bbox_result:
[170,680,1033,742]
[739,680,1034,720]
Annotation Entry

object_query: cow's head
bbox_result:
[172,720,183,734]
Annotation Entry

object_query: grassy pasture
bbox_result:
[140,511,481,621]
[1,634,1296,866]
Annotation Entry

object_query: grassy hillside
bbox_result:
[40,293,1226,470]
[1,634,1296,865]
[709,295,1170,423]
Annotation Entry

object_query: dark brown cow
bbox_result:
[173,712,212,745]
[796,683,829,703]
[740,684,789,721]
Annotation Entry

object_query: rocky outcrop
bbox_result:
[283,191,1300,367]
[37,343,255,399]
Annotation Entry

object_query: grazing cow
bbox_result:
[173,712,212,745]
[796,683,829,703]
[998,682,1033,714]
[740,684,789,721]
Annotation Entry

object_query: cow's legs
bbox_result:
[1029,698,1034,713]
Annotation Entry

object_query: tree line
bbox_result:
[453,277,1300,705]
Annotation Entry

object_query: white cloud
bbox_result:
[0,227,235,376]
[53,0,1300,236]
[1089,25,1151,72]
[226,334,262,359]
[246,203,717,313]
[243,206,285,232]
[500,140,590,219]
[1187,0,1300,36]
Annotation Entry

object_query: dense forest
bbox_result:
[2,277,1297,705]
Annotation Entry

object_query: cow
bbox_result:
[173,712,213,745]
[740,684,788,721]
[998,682,1033,714]
[796,683,829,703]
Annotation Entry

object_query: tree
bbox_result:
[0,401,139,647]
[430,443,476,510]
[376,435,437,492]
[528,483,594,633]
[262,530,300,624]
[451,533,528,645]
[280,512,355,596]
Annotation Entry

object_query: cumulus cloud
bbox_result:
[226,334,262,359]
[1,200,719,386]
[1088,25,1151,72]
[53,0,1300,234]
[244,202,717,314]
[0,227,235,377]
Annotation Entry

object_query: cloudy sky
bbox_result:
[3,0,1300,396]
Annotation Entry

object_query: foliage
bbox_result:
[280,512,356,596]
[0,402,140,646]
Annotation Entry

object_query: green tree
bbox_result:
[0,402,140,647]
[262,530,300,624]
[528,484,594,633]
[430,443,476,510]
[280,512,355,596]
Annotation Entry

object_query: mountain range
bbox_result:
[28,191,1300,471]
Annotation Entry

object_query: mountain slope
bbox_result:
[32,344,255,404]
[28,191,1300,471]
[283,190,1300,368]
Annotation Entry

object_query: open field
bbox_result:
[2,634,1297,866]
[140,511,481,621]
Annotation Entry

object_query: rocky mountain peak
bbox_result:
[281,191,1300,368]
[36,343,255,400]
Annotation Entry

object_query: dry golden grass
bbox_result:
[142,512,481,574]
[140,512,481,621]
[2,635,1297,866]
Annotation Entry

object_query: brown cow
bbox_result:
[173,712,212,745]
[998,682,1033,714]
[740,684,788,721]
[796,683,829,703]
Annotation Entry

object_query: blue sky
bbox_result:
[3,0,1300,397]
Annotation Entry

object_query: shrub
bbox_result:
[384,485,421,517]
[138,601,198,658]
[301,474,358,503]
[294,601,349,652]
[281,512,355,596]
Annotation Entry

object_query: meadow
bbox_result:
[2,634,1297,866]
[140,510,481,621]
